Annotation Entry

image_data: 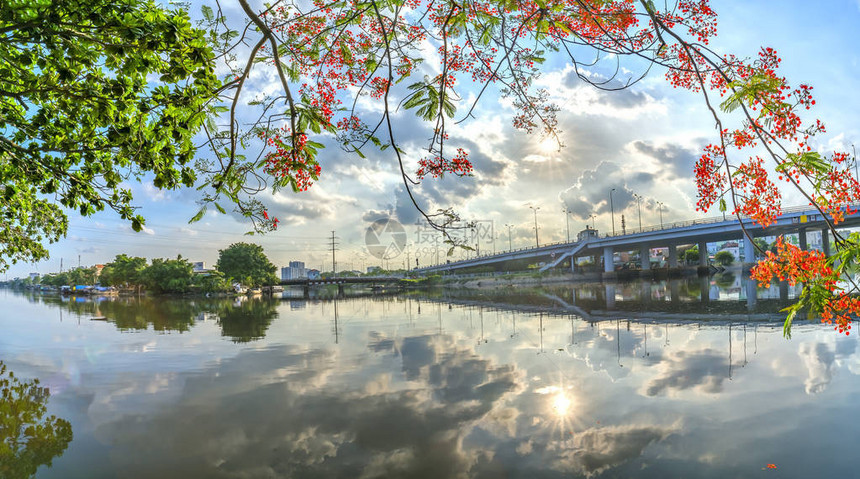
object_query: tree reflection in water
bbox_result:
[35,295,279,341]
[215,297,279,342]
[0,362,72,479]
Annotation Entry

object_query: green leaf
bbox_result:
[189,206,207,223]
[782,306,797,339]
[201,5,214,21]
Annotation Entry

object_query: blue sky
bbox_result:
[7,0,860,278]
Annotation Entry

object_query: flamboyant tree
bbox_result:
[198,0,857,335]
[2,0,858,334]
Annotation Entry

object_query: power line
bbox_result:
[66,223,327,240]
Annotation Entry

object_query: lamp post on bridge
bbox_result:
[529,205,541,247]
[504,223,513,250]
[493,222,497,254]
[563,206,571,242]
[471,223,479,257]
[633,193,643,233]
[657,201,664,229]
[610,188,616,236]
[588,214,596,230]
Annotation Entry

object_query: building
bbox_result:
[281,261,307,280]
[191,261,215,275]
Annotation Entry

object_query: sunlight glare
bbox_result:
[551,393,572,416]
[538,137,560,155]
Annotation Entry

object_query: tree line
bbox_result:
[17,243,278,294]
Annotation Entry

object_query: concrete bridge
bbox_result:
[413,205,860,276]
[279,276,404,287]
[279,275,405,298]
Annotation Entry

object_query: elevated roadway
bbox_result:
[413,205,860,275]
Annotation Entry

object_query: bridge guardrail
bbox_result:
[416,203,859,271]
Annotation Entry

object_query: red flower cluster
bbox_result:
[416,148,472,179]
[259,127,321,192]
[694,144,726,212]
[261,210,280,229]
[731,156,782,227]
[751,237,854,335]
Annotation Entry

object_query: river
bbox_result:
[1,275,857,478]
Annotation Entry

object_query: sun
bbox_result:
[551,392,572,416]
[537,136,562,155]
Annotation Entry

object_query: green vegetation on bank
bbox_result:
[8,242,281,294]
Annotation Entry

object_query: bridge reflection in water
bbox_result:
[408,273,798,325]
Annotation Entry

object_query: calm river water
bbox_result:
[1,275,858,478]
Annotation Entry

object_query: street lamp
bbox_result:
[504,223,514,250]
[529,205,540,247]
[471,224,479,257]
[493,222,497,254]
[588,214,596,230]
[633,193,643,232]
[563,206,571,242]
[657,201,664,229]
[609,188,616,236]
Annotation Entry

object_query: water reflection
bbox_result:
[0,362,72,479]
[417,274,801,320]
[28,294,278,342]
[0,279,857,478]
[214,297,278,343]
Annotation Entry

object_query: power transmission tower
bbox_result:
[328,231,339,274]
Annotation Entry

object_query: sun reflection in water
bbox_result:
[537,382,584,444]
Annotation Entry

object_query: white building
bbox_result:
[281,261,307,280]
[192,261,215,274]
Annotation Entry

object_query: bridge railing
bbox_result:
[417,203,858,271]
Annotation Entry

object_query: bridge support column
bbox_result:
[821,228,831,256]
[743,235,756,268]
[603,247,614,273]
[640,245,650,271]
[779,281,789,301]
[799,228,808,250]
[668,244,678,268]
[698,241,708,268]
